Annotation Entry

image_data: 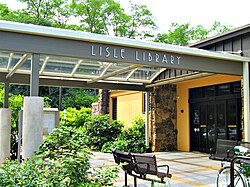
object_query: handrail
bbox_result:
[230,156,250,186]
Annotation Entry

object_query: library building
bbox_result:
[0,20,250,162]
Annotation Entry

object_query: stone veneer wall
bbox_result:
[98,89,109,115]
[150,84,177,152]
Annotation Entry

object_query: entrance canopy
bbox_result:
[0,20,249,91]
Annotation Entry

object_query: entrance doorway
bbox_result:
[189,82,242,153]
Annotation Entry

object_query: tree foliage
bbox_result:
[17,0,71,25]
[62,88,98,109]
[70,0,156,38]
[154,22,232,46]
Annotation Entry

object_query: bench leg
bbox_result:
[124,171,128,186]
[151,181,154,187]
[134,176,137,187]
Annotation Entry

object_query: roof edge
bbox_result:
[0,20,250,63]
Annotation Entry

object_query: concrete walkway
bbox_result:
[90,151,221,187]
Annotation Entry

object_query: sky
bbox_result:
[1,0,250,33]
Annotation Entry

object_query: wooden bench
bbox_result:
[111,148,172,186]
[209,139,238,162]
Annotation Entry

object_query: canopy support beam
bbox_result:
[6,54,29,79]
[87,65,141,84]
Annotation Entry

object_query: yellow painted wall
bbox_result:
[176,74,241,151]
[110,91,144,127]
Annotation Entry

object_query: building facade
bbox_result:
[109,24,250,152]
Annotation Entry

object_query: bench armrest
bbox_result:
[210,147,216,155]
[158,164,170,174]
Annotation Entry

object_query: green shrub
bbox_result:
[101,140,128,153]
[102,116,150,153]
[35,126,88,159]
[84,115,124,151]
[35,126,91,185]
[0,159,41,186]
[60,107,91,128]
[0,125,119,186]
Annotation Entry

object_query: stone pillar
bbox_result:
[22,97,44,159]
[0,108,11,163]
[150,84,177,152]
[98,89,109,115]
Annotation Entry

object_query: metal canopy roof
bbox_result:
[0,20,249,91]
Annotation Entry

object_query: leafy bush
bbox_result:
[84,115,124,151]
[101,139,128,153]
[102,116,150,153]
[59,107,125,152]
[0,159,41,186]
[35,126,88,159]
[60,107,91,128]
[0,125,119,186]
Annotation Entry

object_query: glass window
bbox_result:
[217,84,230,96]
[112,98,117,120]
[204,86,215,97]
[232,82,241,94]
[189,87,203,99]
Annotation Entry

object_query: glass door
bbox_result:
[200,104,208,152]
[227,99,241,140]
[216,101,226,140]
[207,103,216,149]
[190,104,200,151]
[189,82,241,153]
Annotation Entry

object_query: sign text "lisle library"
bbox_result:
[91,45,181,65]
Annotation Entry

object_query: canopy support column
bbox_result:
[59,87,62,111]
[30,54,40,96]
[0,108,11,163]
[0,83,11,163]
[145,92,150,146]
[243,61,250,141]
[22,97,44,159]
[23,54,43,159]
[3,83,9,108]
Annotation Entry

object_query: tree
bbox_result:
[154,21,232,46]
[0,2,53,26]
[62,88,98,109]
[154,23,191,46]
[0,3,10,17]
[70,0,156,38]
[70,0,125,34]
[210,21,232,35]
[125,2,156,39]
[17,0,71,26]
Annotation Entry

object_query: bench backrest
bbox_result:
[131,153,158,176]
[215,139,238,157]
[111,148,134,173]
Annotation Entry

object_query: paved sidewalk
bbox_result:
[90,151,221,187]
